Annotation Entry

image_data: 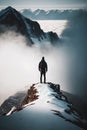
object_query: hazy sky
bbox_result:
[0,0,87,10]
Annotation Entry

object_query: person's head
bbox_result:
[42,57,45,61]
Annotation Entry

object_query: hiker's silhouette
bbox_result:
[38,57,48,83]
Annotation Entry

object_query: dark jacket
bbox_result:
[39,59,48,73]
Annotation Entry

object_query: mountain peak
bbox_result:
[0,6,19,18]
[1,6,16,14]
[0,6,59,45]
[6,6,14,10]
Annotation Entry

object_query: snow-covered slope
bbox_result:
[0,6,59,45]
[0,83,87,130]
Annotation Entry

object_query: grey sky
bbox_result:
[0,0,87,10]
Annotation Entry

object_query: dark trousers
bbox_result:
[40,72,46,83]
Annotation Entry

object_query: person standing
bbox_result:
[38,57,48,83]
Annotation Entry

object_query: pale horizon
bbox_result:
[0,0,87,10]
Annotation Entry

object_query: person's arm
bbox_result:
[38,62,41,71]
[46,62,48,72]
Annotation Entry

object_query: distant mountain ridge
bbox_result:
[21,8,87,20]
[0,6,59,45]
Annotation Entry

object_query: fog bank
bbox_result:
[61,10,87,101]
[0,31,67,105]
[0,10,87,105]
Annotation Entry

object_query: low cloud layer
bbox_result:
[0,30,68,105]
[61,10,87,100]
[0,10,87,105]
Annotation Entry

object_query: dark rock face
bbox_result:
[21,84,39,106]
[47,31,59,45]
[0,6,59,45]
[0,91,27,115]
[0,84,39,115]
